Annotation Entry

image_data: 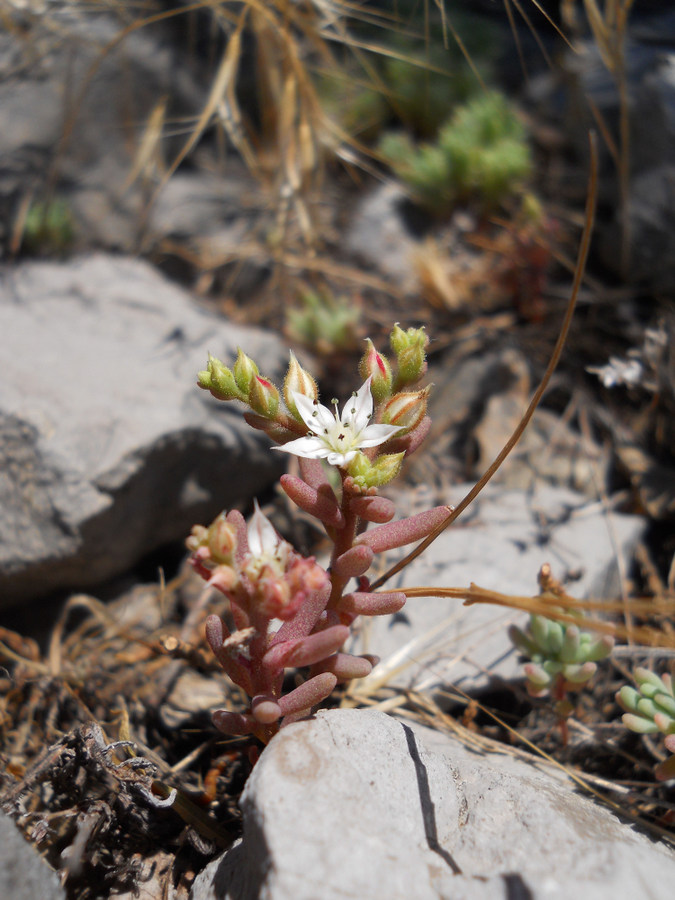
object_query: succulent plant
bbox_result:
[380,91,532,216]
[285,290,361,356]
[509,615,614,701]
[617,668,675,781]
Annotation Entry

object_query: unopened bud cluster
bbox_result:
[198,326,431,491]
[617,668,675,781]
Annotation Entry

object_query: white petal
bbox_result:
[357,423,402,448]
[292,392,322,433]
[327,449,357,466]
[273,436,332,459]
[248,500,279,556]
[343,377,373,433]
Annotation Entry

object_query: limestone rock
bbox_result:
[191,708,675,900]
[0,813,64,900]
[0,254,286,605]
[349,483,644,693]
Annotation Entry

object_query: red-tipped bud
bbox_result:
[283,351,318,420]
[248,375,280,418]
[381,388,429,434]
[359,339,393,403]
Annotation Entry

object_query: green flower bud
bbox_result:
[248,375,280,418]
[283,352,318,421]
[396,344,427,386]
[390,323,428,355]
[233,348,259,394]
[346,451,405,489]
[358,339,393,404]
[390,325,429,385]
[198,354,245,401]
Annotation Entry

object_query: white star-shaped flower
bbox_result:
[244,501,291,579]
[274,377,402,467]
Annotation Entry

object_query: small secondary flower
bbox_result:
[274,377,402,467]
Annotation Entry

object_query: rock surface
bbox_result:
[191,708,675,900]
[350,483,644,693]
[0,254,286,605]
[0,5,203,253]
[0,812,65,900]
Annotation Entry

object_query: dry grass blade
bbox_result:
[370,133,599,591]
[123,97,168,192]
[151,9,250,208]
[582,0,634,270]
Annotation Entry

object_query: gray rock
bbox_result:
[0,253,286,605]
[191,708,675,900]
[349,483,644,693]
[0,6,203,251]
[0,812,64,900]
[344,182,421,290]
[601,165,675,294]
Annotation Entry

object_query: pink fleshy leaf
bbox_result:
[284,625,350,668]
[355,506,451,554]
[280,474,344,527]
[277,672,338,716]
[251,695,283,724]
[332,544,375,578]
[205,614,254,695]
[212,709,255,735]
[225,509,249,567]
[262,639,302,673]
[311,652,373,681]
[273,581,332,642]
[243,411,294,442]
[299,456,335,491]
[384,415,432,456]
[349,495,396,523]
[338,591,407,616]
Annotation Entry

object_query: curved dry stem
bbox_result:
[370,133,599,591]
[400,583,674,648]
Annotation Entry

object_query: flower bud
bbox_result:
[396,343,427,385]
[346,451,405,489]
[381,388,429,434]
[248,375,280,418]
[283,352,318,420]
[389,323,428,355]
[233,347,259,394]
[198,354,244,401]
[207,516,238,565]
[358,339,393,403]
[390,325,429,385]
